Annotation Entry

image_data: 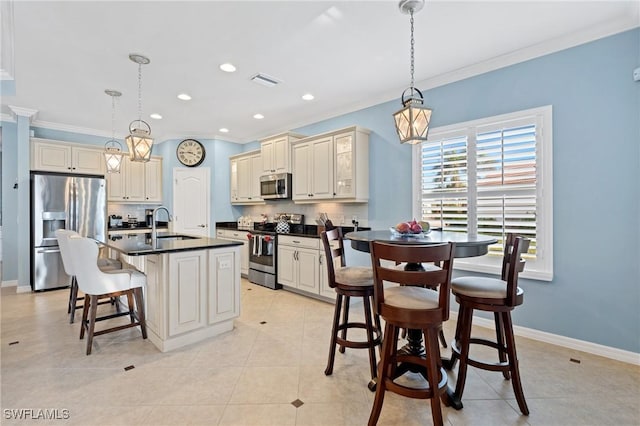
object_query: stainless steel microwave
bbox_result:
[260,173,291,200]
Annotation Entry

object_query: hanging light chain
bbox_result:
[409,7,415,93]
[111,94,116,140]
[137,62,143,121]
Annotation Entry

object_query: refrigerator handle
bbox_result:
[68,178,75,231]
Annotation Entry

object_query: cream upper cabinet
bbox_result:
[333,129,369,201]
[291,135,334,201]
[31,138,106,175]
[230,158,238,202]
[144,158,163,203]
[260,132,305,175]
[107,156,163,203]
[229,150,264,205]
[291,126,369,203]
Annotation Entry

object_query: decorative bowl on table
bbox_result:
[390,220,431,237]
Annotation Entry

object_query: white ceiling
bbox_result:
[2,1,638,143]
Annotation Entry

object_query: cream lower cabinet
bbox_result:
[168,250,207,336]
[208,249,240,324]
[138,245,241,352]
[216,229,250,276]
[278,236,335,301]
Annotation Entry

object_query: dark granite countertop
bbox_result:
[108,221,169,232]
[215,222,369,239]
[103,232,242,256]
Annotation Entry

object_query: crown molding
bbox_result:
[8,106,38,120]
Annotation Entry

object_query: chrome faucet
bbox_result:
[151,206,172,241]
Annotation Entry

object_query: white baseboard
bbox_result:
[1,280,18,288]
[449,310,640,366]
[16,285,31,293]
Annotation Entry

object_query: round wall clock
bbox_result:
[176,139,205,167]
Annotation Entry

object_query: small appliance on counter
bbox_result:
[127,215,138,227]
[237,216,254,231]
[109,215,123,228]
[145,209,154,227]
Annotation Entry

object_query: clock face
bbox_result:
[177,139,205,167]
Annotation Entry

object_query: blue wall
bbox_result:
[295,29,640,353]
[1,29,638,353]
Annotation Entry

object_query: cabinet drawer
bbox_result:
[278,235,319,249]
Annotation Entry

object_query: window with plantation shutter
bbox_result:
[413,106,553,281]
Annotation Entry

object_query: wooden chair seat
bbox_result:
[452,276,523,300]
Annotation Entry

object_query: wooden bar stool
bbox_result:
[321,228,382,391]
[446,234,531,415]
[368,241,456,426]
[67,235,147,355]
[56,230,122,323]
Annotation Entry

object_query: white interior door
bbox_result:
[173,168,210,237]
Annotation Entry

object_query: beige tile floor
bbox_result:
[1,279,639,426]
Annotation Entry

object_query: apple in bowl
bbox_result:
[394,219,424,235]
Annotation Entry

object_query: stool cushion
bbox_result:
[452,276,523,299]
[335,266,373,287]
[384,286,439,310]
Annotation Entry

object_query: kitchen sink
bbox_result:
[155,234,199,241]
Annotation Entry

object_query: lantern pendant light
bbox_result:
[393,0,432,145]
[125,53,153,162]
[104,89,124,173]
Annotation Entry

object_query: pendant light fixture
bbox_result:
[125,53,153,162]
[104,89,124,173]
[393,0,432,145]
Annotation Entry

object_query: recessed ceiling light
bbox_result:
[253,114,264,120]
[219,128,229,133]
[220,63,236,73]
[177,93,192,101]
[302,93,315,101]
[150,113,162,120]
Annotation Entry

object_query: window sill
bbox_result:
[454,260,553,282]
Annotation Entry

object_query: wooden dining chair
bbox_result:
[445,234,531,415]
[368,241,456,426]
[321,228,382,390]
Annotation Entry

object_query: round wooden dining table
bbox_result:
[344,229,497,406]
[345,229,497,258]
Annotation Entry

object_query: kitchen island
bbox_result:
[104,232,243,352]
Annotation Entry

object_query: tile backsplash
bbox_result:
[242,202,368,227]
[107,204,151,223]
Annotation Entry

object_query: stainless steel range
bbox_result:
[247,213,303,290]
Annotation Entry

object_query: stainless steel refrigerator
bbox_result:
[31,172,107,291]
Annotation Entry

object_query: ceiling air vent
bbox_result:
[250,73,282,87]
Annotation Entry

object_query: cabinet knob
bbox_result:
[67,167,72,170]
[198,224,206,228]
